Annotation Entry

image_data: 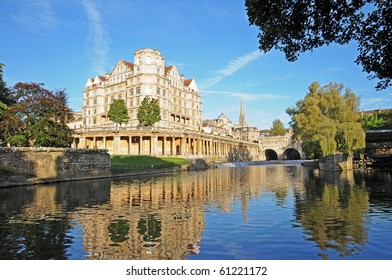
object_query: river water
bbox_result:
[1,163,391,260]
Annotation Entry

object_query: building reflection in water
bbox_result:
[1,165,388,259]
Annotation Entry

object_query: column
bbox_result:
[171,137,176,156]
[128,136,131,155]
[80,137,86,149]
[152,135,157,156]
[114,135,120,155]
[163,137,167,156]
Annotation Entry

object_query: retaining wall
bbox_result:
[0,148,110,186]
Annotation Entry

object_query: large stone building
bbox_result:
[71,48,260,158]
[82,48,202,131]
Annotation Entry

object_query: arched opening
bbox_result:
[283,149,301,160]
[265,149,278,160]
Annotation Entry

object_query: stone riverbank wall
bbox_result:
[0,148,110,186]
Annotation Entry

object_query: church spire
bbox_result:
[239,100,247,127]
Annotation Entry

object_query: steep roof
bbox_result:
[184,79,192,87]
[123,61,134,68]
[97,75,107,81]
[165,66,174,75]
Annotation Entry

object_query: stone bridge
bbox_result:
[258,135,304,160]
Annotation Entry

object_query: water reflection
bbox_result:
[295,170,369,259]
[0,165,391,260]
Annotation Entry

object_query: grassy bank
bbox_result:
[111,155,190,172]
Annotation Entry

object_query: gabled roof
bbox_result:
[184,79,192,87]
[123,60,134,68]
[184,78,199,92]
[85,78,94,87]
[165,66,174,74]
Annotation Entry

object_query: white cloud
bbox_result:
[203,50,263,88]
[362,97,392,107]
[11,0,58,32]
[200,90,289,101]
[82,0,109,74]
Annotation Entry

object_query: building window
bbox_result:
[118,93,122,100]
[157,87,160,95]
[111,96,114,103]
[94,98,97,105]
[136,87,140,94]
[130,88,134,96]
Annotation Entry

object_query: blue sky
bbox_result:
[1,0,391,129]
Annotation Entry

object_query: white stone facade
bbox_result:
[82,48,202,131]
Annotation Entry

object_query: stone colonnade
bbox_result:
[72,128,259,159]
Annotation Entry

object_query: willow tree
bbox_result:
[286,82,365,158]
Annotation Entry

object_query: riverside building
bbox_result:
[71,48,260,158]
[82,48,202,131]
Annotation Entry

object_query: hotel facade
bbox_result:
[71,48,260,158]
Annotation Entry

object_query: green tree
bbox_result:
[378,110,392,129]
[108,99,129,129]
[0,82,74,147]
[286,82,365,158]
[245,0,391,90]
[0,63,11,144]
[270,119,286,136]
[0,63,11,107]
[362,113,385,130]
[137,96,161,126]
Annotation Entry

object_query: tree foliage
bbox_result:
[0,82,74,147]
[286,82,365,158]
[270,119,286,136]
[378,110,392,129]
[137,96,161,126]
[361,113,385,130]
[108,99,129,127]
[0,63,11,107]
[0,64,10,143]
[245,0,391,90]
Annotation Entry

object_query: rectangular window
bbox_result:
[136,87,141,94]
[130,88,134,96]
[105,97,108,104]
[118,93,122,100]
[111,96,114,103]
[94,98,97,105]
[157,87,160,95]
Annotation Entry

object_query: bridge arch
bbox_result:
[283,148,301,160]
[265,149,278,160]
